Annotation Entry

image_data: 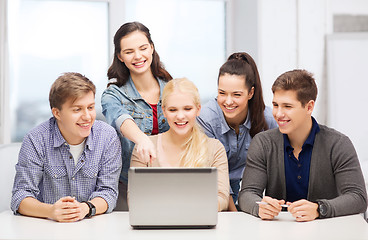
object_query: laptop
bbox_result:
[128,167,218,229]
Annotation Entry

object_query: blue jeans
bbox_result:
[230,178,241,204]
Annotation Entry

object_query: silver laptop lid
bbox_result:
[128,167,218,228]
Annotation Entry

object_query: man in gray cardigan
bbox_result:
[238,69,367,222]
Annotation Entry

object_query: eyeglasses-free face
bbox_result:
[118,31,154,77]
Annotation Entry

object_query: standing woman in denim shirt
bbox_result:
[101,22,172,210]
[197,52,278,211]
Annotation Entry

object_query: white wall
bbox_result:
[258,0,298,110]
[331,0,368,14]
[229,0,259,60]
[0,0,10,144]
[297,0,328,122]
[327,33,368,181]
[231,0,328,121]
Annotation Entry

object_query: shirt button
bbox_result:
[298,164,301,168]
[72,177,75,181]
[162,119,166,123]
[69,156,73,159]
[81,160,84,163]
[297,176,302,180]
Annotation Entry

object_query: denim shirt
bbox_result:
[197,98,278,195]
[101,77,170,183]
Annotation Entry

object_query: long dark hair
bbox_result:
[107,22,172,87]
[218,52,268,137]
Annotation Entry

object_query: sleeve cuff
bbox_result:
[89,193,117,213]
[11,191,35,214]
[115,114,134,135]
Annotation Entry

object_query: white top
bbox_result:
[0,211,367,240]
[69,140,85,165]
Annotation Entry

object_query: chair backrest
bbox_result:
[0,143,22,212]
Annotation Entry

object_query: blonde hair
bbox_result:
[162,78,209,167]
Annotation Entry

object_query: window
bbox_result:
[125,0,226,102]
[8,0,109,141]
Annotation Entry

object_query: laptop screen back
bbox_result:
[128,167,218,228]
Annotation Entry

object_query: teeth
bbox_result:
[134,62,144,66]
[225,106,235,110]
[176,122,186,125]
[79,123,90,127]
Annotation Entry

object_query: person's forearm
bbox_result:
[121,119,156,164]
[120,119,147,143]
[218,195,230,212]
[89,197,108,215]
[18,197,53,219]
[228,195,237,211]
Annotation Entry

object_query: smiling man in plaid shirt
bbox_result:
[11,72,122,222]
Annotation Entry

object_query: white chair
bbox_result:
[0,143,21,212]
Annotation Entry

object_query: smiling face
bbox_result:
[52,91,96,145]
[163,91,201,139]
[217,73,254,127]
[117,31,154,77]
[272,90,314,139]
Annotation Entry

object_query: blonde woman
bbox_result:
[131,78,229,211]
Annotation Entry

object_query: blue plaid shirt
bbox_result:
[11,117,122,214]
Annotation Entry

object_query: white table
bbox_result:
[0,210,367,240]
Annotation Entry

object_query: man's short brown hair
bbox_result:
[49,72,96,110]
[272,69,318,106]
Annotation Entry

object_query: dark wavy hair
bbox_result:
[218,52,268,137]
[107,22,172,87]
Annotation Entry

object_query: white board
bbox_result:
[327,33,368,180]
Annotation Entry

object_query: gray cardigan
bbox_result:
[238,125,367,218]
